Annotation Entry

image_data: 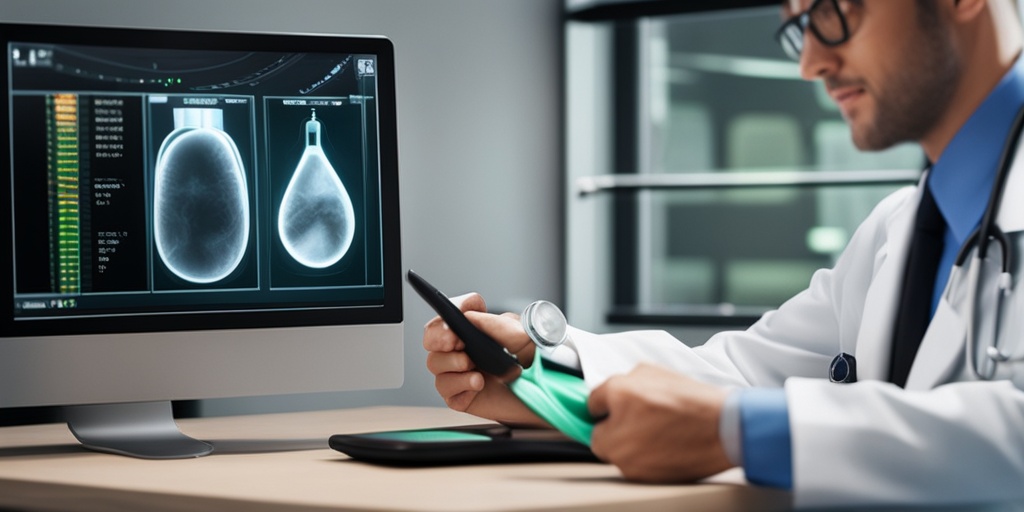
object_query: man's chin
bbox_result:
[849,125,877,151]
[849,119,899,152]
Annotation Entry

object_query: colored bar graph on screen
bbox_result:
[48,93,81,294]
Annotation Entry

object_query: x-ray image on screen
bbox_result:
[266,97,380,288]
[148,96,258,290]
[278,108,356,269]
[5,35,393,327]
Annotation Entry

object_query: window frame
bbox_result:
[565,6,922,330]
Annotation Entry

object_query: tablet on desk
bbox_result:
[329,424,599,466]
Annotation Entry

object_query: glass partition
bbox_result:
[566,7,923,330]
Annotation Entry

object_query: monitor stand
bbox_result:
[66,401,214,459]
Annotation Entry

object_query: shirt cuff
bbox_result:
[739,387,793,490]
[719,389,744,467]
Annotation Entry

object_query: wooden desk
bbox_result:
[0,406,791,511]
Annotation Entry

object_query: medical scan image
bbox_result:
[153,108,250,283]
[278,108,356,268]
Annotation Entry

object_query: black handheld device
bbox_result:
[407,270,520,378]
[331,271,596,466]
[329,424,598,466]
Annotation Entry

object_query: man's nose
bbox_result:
[799,31,840,81]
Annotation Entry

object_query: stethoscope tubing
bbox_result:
[955,103,1024,267]
[954,104,1024,379]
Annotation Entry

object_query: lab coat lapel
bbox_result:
[854,182,924,381]
[904,293,966,390]
[908,140,1024,389]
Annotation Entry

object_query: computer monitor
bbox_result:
[0,23,403,459]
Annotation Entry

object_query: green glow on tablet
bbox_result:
[362,430,492,442]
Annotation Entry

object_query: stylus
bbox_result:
[407,270,521,379]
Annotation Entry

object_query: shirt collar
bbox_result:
[929,56,1024,243]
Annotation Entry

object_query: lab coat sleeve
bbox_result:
[787,378,1024,507]
[565,285,844,389]
[567,327,751,389]
[568,187,913,391]
[689,187,914,386]
[566,286,841,388]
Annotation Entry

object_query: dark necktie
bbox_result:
[888,184,946,388]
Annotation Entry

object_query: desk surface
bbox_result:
[0,406,791,512]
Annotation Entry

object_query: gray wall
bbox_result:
[1,0,564,415]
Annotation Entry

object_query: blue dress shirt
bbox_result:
[739,56,1024,490]
[928,57,1024,314]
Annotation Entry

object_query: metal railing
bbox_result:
[576,168,922,196]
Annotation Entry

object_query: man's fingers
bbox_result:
[465,310,534,356]
[444,390,481,412]
[422,315,464,352]
[587,381,616,463]
[435,371,484,405]
[587,378,612,419]
[449,292,486,313]
[422,292,487,353]
[426,350,474,375]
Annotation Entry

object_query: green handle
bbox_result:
[510,353,594,446]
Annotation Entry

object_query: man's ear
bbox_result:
[950,0,989,23]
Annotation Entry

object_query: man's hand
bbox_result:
[587,363,734,482]
[422,292,546,427]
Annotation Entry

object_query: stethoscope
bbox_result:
[521,300,570,349]
[832,104,1024,383]
[952,104,1024,380]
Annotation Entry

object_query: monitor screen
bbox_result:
[0,23,403,458]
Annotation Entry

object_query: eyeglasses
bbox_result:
[775,0,854,61]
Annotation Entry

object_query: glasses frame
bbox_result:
[775,0,851,61]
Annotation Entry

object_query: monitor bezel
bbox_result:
[0,22,403,338]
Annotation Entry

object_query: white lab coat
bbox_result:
[567,136,1024,507]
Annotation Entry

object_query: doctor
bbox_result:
[424,0,1024,507]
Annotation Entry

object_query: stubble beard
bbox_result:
[849,10,961,151]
